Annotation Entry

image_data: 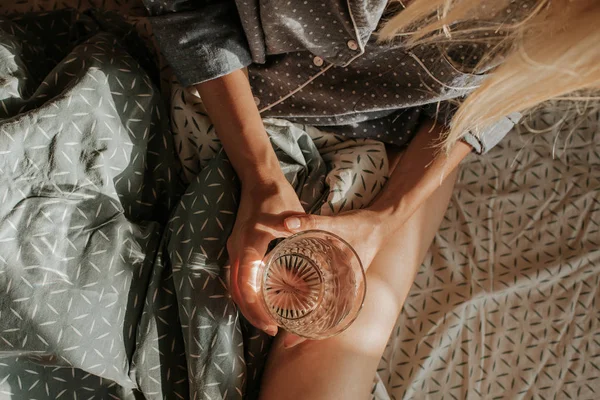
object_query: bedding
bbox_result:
[375,110,600,399]
[0,7,387,399]
[0,1,598,400]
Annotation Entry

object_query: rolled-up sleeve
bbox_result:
[144,0,252,87]
[423,102,521,154]
[460,112,522,154]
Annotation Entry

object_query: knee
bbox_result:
[330,273,403,357]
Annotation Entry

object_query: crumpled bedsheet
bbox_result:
[0,8,387,399]
[1,1,598,400]
[375,109,600,399]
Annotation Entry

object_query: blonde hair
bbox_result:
[380,0,600,152]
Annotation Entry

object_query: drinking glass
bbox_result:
[258,230,366,339]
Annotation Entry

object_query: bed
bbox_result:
[374,109,600,400]
[0,1,598,399]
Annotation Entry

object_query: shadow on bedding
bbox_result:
[0,8,191,398]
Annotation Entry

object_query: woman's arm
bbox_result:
[196,70,303,336]
[196,69,282,185]
[145,0,252,87]
[195,69,471,337]
[280,121,471,348]
[369,119,472,236]
[284,119,472,269]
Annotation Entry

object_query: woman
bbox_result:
[144,0,599,398]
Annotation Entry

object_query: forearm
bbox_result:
[195,70,283,185]
[370,119,472,234]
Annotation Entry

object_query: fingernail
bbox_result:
[284,337,304,349]
[265,326,277,336]
[285,217,301,230]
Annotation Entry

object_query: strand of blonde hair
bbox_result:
[380,0,600,153]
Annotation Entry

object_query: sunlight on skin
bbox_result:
[283,272,403,357]
[239,259,278,332]
[254,222,291,238]
[330,272,403,355]
[259,168,458,400]
[259,273,405,400]
[240,260,264,303]
[260,251,437,399]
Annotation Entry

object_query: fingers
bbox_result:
[230,233,279,336]
[232,260,278,336]
[284,214,330,233]
[237,248,263,305]
[227,241,243,308]
[237,229,271,306]
[229,257,263,331]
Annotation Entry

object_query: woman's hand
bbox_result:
[275,122,472,348]
[279,208,393,347]
[284,209,391,272]
[227,176,305,337]
[194,69,308,336]
[196,69,471,348]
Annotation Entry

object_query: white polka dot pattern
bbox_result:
[143,0,531,152]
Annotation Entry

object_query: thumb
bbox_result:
[284,214,329,233]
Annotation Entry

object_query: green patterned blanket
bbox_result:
[0,9,388,399]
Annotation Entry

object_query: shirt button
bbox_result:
[253,96,260,106]
[313,56,324,67]
[347,40,359,51]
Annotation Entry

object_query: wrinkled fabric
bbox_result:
[374,106,600,400]
[0,9,388,399]
[143,0,520,153]
[147,1,253,85]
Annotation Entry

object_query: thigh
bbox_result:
[259,168,459,400]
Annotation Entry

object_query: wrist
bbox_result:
[238,154,285,187]
[227,126,284,185]
[350,208,392,248]
[366,198,409,238]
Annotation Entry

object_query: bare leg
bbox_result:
[259,163,458,400]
